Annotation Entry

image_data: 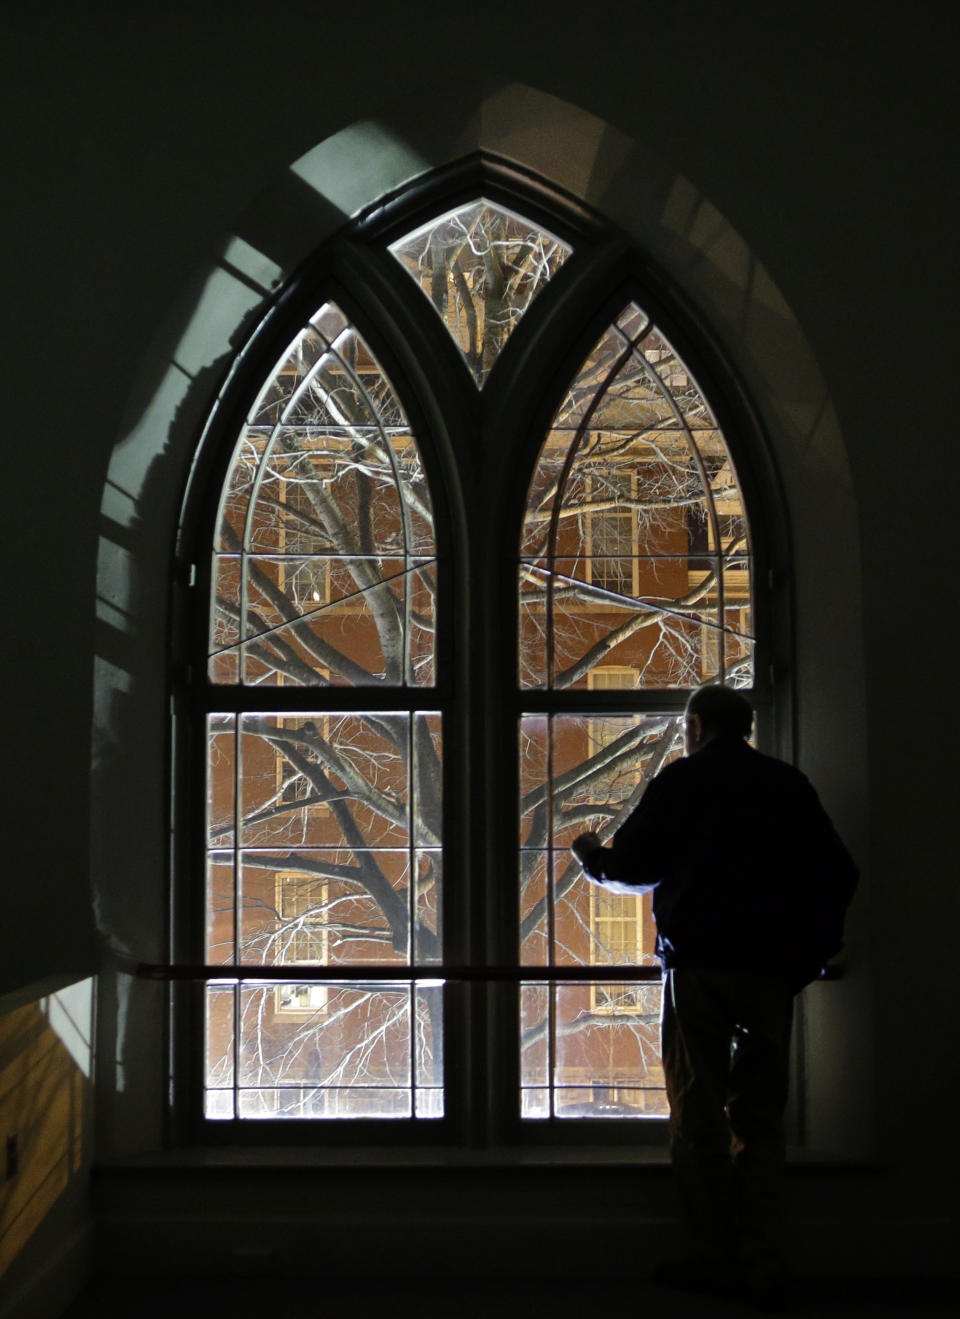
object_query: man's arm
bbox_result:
[569,830,646,894]
[570,830,658,894]
[570,769,679,894]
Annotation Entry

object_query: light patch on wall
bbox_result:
[221,236,284,296]
[662,178,753,292]
[104,254,272,543]
[105,368,191,526]
[0,979,92,1278]
[172,266,267,381]
[473,83,632,206]
[291,121,428,218]
[95,532,136,636]
[43,981,94,1081]
[659,176,854,489]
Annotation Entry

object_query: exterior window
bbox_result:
[279,481,330,609]
[190,181,757,1136]
[275,873,331,1016]
[586,474,640,597]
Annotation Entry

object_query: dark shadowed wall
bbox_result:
[1,1,957,1309]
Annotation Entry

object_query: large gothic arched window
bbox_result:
[187,175,759,1138]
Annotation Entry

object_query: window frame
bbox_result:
[170,159,791,1151]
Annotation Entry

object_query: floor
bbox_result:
[61,1274,957,1318]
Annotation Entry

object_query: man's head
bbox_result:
[684,685,754,754]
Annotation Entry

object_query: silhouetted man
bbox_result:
[571,685,858,1308]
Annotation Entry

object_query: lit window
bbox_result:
[203,302,443,1120]
[189,179,758,1138]
[586,474,640,598]
[518,302,753,1119]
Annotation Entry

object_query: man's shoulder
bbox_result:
[693,739,808,777]
[744,745,816,791]
[654,740,815,797]
[647,755,696,790]
[657,738,755,779]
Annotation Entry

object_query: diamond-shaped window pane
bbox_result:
[388,199,573,388]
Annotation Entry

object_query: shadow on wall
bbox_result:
[0,980,94,1280]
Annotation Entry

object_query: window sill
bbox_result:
[94,1144,881,1174]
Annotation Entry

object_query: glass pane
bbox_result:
[209,302,436,686]
[520,302,752,691]
[204,986,235,1121]
[205,712,443,1121]
[236,852,413,965]
[204,981,443,1121]
[519,982,667,1120]
[518,711,681,953]
[518,565,549,690]
[214,556,437,687]
[210,556,241,663]
[520,982,549,1118]
[237,1088,412,1120]
[206,852,235,964]
[388,199,572,387]
[232,983,417,1118]
[548,317,649,433]
[414,850,442,965]
[414,982,444,1117]
[543,555,729,690]
[635,328,717,428]
[207,715,236,847]
[554,977,667,1117]
[519,850,548,966]
[517,712,681,1120]
[723,601,755,686]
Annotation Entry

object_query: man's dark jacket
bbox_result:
[582,736,859,991]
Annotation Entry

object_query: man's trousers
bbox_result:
[660,966,796,1280]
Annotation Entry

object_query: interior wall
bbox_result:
[3,0,958,1284]
[95,79,874,1157]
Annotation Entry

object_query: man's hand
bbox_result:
[571,831,602,865]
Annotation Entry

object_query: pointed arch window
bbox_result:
[518,303,753,1119]
[203,303,443,1120]
[209,302,436,688]
[187,175,764,1138]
